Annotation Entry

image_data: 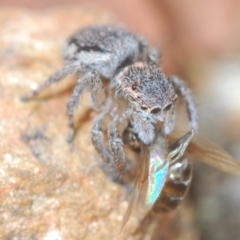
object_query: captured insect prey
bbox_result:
[121,130,194,230]
[121,129,240,232]
[145,130,194,209]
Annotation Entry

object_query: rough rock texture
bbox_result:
[0,6,131,240]
[0,6,198,240]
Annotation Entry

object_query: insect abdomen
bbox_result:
[152,156,192,213]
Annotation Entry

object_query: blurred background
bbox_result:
[1,0,240,239]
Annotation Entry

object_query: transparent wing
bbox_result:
[120,145,150,232]
[171,131,240,177]
[189,135,240,177]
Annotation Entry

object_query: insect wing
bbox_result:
[145,148,169,208]
[188,135,240,177]
[121,145,150,232]
[168,130,194,164]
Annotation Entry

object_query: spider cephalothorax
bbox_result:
[112,62,178,143]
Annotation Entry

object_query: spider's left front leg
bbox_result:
[169,76,199,133]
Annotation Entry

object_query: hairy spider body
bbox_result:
[22,25,159,141]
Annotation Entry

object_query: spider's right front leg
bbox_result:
[91,109,128,184]
[91,112,113,164]
[108,114,130,175]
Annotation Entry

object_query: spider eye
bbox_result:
[132,83,138,91]
[164,103,172,111]
[150,107,161,114]
[141,105,148,110]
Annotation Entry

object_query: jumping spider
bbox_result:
[21,24,198,178]
[22,25,159,141]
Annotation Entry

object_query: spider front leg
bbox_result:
[169,76,199,133]
[91,105,129,184]
[91,110,113,164]
[108,115,128,175]
[21,64,79,101]
[67,70,105,142]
